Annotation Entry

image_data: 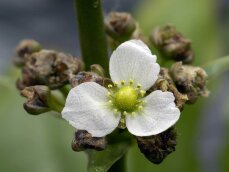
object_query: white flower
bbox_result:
[62,40,180,137]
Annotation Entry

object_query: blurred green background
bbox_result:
[1,0,229,171]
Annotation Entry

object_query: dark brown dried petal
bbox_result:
[136,127,177,164]
[17,50,83,90]
[72,130,107,151]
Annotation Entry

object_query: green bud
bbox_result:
[170,62,209,104]
[136,127,177,164]
[105,12,136,42]
[150,25,194,64]
[14,39,42,67]
[72,130,107,151]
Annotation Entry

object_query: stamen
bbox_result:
[131,112,136,115]
[108,84,113,88]
[140,90,146,97]
[108,100,113,104]
[129,79,134,85]
[138,105,143,110]
[123,111,128,115]
[137,84,142,89]
[121,80,125,85]
[114,81,118,87]
[113,109,118,113]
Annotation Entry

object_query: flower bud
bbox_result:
[17,50,83,90]
[136,127,177,164]
[150,25,194,63]
[149,68,188,110]
[105,12,136,42]
[70,71,112,88]
[90,64,105,77]
[14,39,42,67]
[170,62,209,104]
[72,130,107,151]
[21,86,51,115]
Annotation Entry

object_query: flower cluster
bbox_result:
[14,11,209,165]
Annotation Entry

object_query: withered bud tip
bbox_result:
[14,39,42,67]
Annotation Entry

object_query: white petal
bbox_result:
[126,90,180,136]
[62,82,121,137]
[109,39,160,90]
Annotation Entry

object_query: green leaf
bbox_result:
[202,56,229,79]
[87,140,130,172]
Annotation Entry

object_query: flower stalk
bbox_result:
[74,0,109,74]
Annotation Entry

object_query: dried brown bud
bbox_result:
[90,64,105,77]
[170,62,209,104]
[14,39,42,67]
[105,12,136,42]
[72,130,107,151]
[17,50,83,90]
[150,68,188,110]
[151,25,194,64]
[70,71,112,88]
[136,127,177,164]
[21,86,51,115]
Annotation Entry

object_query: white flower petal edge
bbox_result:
[126,90,180,136]
[62,82,121,137]
[109,39,160,90]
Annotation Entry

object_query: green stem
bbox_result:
[74,0,109,74]
[108,154,126,172]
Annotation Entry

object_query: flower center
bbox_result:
[114,86,137,112]
[107,79,146,114]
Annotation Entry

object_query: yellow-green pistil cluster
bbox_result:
[107,80,146,129]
